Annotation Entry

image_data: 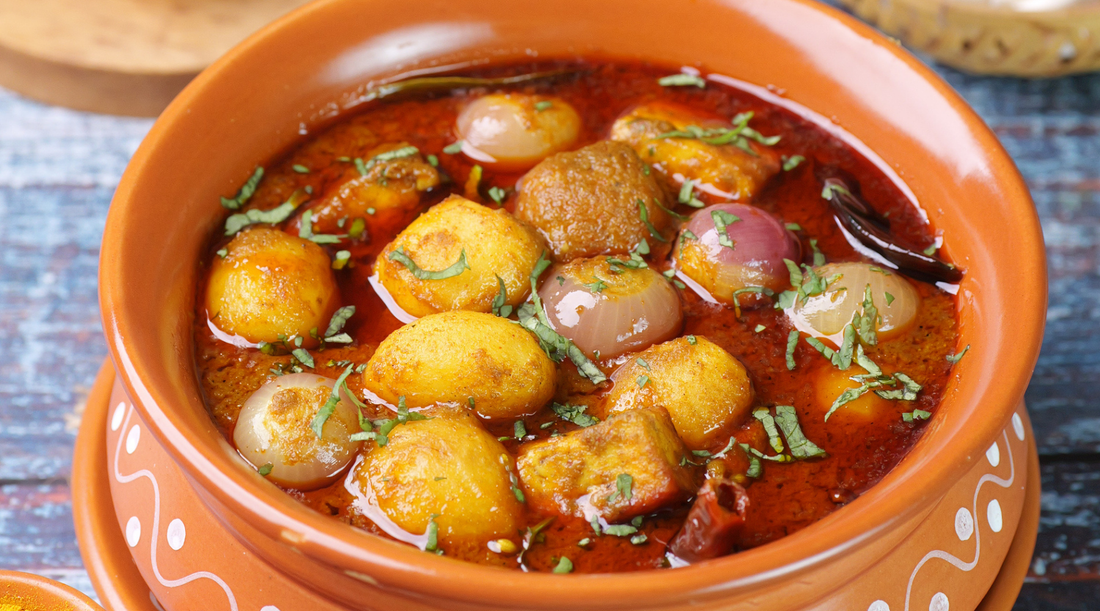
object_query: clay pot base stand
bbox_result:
[0,0,308,116]
[73,360,1041,611]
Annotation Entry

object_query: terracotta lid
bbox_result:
[0,0,309,116]
[840,0,1100,76]
[0,570,103,611]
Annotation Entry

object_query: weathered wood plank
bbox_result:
[0,482,82,569]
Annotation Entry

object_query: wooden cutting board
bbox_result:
[839,0,1100,77]
[0,0,309,116]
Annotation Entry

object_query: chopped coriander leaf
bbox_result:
[257,463,273,476]
[551,402,599,427]
[590,515,602,535]
[298,210,346,244]
[654,197,689,221]
[426,154,439,167]
[636,375,650,388]
[311,365,355,438]
[616,473,633,501]
[366,207,376,215]
[358,146,419,176]
[443,141,464,154]
[753,409,786,454]
[946,345,970,364]
[774,405,826,458]
[348,217,366,239]
[332,250,351,270]
[513,485,526,503]
[577,538,591,547]
[741,445,762,478]
[630,534,648,545]
[785,222,802,232]
[686,335,697,345]
[388,247,471,280]
[216,248,228,258]
[636,358,650,370]
[731,286,773,318]
[884,291,895,305]
[658,73,706,88]
[631,516,644,527]
[677,179,706,208]
[220,166,264,210]
[784,259,803,287]
[785,329,799,370]
[425,515,440,552]
[325,305,356,338]
[923,244,938,256]
[552,556,574,574]
[821,182,852,200]
[292,164,310,174]
[754,324,766,333]
[488,186,507,204]
[535,100,553,111]
[603,524,638,537]
[292,348,314,369]
[583,278,608,293]
[810,239,826,266]
[637,200,668,242]
[710,210,740,249]
[491,275,513,318]
[224,189,308,236]
[514,420,527,440]
[782,155,805,172]
[902,409,933,423]
[854,285,879,346]
[869,266,892,275]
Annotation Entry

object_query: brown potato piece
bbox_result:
[610,103,779,202]
[352,410,524,542]
[514,141,673,261]
[361,311,556,420]
[307,142,440,235]
[375,195,546,317]
[205,227,339,345]
[604,336,754,450]
[515,407,696,523]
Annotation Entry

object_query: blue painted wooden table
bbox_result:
[1,11,1098,609]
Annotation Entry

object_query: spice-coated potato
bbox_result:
[352,410,524,541]
[361,311,556,420]
[604,336,754,450]
[233,373,361,490]
[376,195,547,317]
[205,227,339,345]
[308,142,440,234]
[610,103,779,202]
[514,141,673,261]
[516,407,696,523]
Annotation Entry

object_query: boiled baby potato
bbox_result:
[516,407,696,523]
[610,102,779,202]
[234,373,361,490]
[514,140,673,261]
[605,336,754,450]
[352,409,524,542]
[308,142,440,234]
[456,93,581,170]
[205,227,339,345]
[361,311,556,420]
[375,195,546,317]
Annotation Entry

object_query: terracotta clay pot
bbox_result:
[0,570,104,611]
[96,0,1047,610]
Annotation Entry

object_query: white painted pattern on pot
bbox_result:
[112,404,240,611]
[900,411,1022,611]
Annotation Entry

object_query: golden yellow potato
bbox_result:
[604,336,754,450]
[516,407,696,523]
[351,410,524,543]
[205,227,339,345]
[456,94,581,170]
[787,262,921,344]
[362,311,556,420]
[610,102,779,202]
[233,373,361,490]
[375,195,546,317]
[514,141,673,261]
[308,142,440,234]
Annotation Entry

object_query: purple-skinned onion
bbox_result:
[539,257,683,360]
[674,204,800,308]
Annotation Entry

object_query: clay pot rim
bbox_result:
[98,0,1046,606]
[0,570,104,611]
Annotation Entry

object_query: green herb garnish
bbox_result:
[257,463,273,476]
[774,405,826,458]
[711,210,740,249]
[551,403,599,427]
[535,100,553,111]
[492,275,513,318]
[946,345,970,364]
[224,189,307,236]
[785,329,799,370]
[637,200,668,242]
[292,164,310,174]
[782,155,805,171]
[220,166,264,210]
[388,247,470,280]
[552,556,574,574]
[658,73,706,88]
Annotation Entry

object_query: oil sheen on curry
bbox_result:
[196,60,965,573]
